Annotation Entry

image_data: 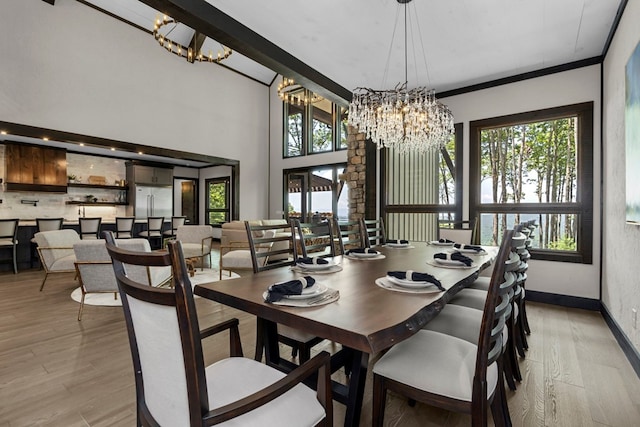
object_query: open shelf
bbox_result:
[65,201,128,206]
[67,183,128,190]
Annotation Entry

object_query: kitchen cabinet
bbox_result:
[4,142,67,191]
[126,164,173,186]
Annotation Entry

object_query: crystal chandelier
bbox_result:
[348,0,454,154]
[153,15,232,64]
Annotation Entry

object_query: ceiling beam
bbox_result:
[41,0,55,5]
[137,0,352,105]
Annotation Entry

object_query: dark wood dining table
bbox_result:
[195,243,497,427]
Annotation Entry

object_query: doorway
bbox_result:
[173,177,198,224]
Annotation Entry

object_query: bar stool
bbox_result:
[79,217,102,240]
[162,216,187,239]
[0,218,19,274]
[31,218,64,268]
[138,216,164,249]
[115,217,135,239]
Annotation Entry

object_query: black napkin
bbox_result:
[438,238,455,243]
[387,239,409,244]
[387,270,444,291]
[296,257,329,265]
[453,243,484,252]
[433,251,473,266]
[346,248,379,255]
[265,276,316,303]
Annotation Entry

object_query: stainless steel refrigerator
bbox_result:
[132,185,173,219]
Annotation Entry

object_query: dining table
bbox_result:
[194,242,497,427]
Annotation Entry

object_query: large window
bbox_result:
[284,164,348,222]
[205,177,230,225]
[283,87,347,157]
[469,102,593,263]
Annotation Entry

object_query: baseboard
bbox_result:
[601,304,640,379]
[525,289,600,310]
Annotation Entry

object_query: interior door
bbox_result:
[174,178,197,224]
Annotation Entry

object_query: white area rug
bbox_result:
[70,269,240,307]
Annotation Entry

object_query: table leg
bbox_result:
[260,318,281,367]
[344,349,369,427]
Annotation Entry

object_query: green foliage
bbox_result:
[208,183,226,209]
[547,237,577,251]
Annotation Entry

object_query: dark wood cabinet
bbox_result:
[4,142,67,191]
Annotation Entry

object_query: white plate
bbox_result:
[375,278,443,294]
[293,264,343,274]
[284,284,328,300]
[349,251,380,258]
[345,253,386,261]
[386,242,410,248]
[296,262,333,270]
[386,276,435,289]
[427,259,476,269]
[428,240,454,246]
[453,247,486,254]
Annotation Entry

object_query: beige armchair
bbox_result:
[34,229,80,291]
[73,238,172,320]
[175,225,214,271]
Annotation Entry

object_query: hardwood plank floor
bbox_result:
[1,265,639,426]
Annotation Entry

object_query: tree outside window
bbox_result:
[206,177,230,225]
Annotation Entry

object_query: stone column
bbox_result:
[344,125,367,221]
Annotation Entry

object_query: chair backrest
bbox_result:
[36,217,64,232]
[438,217,477,244]
[146,217,164,233]
[362,217,386,248]
[115,217,135,238]
[33,229,81,268]
[334,219,366,254]
[104,231,208,426]
[294,219,336,258]
[0,218,19,242]
[245,220,298,272]
[473,229,516,406]
[79,217,102,240]
[175,225,214,244]
[170,216,187,231]
[74,238,171,292]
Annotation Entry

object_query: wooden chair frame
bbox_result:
[373,230,515,427]
[104,232,333,426]
[79,217,102,240]
[362,217,386,248]
[293,219,336,258]
[0,218,19,274]
[115,217,135,239]
[333,219,366,255]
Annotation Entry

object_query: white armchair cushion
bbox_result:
[221,249,253,269]
[373,329,498,402]
[50,254,78,272]
[207,357,325,427]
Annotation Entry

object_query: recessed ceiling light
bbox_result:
[110,147,116,151]
[79,143,85,146]
[0,131,7,135]
[138,151,143,155]
[43,137,49,141]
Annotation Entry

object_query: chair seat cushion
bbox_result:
[207,357,325,426]
[0,238,18,246]
[181,242,209,258]
[373,329,498,402]
[467,276,490,291]
[50,254,77,272]
[448,288,488,310]
[221,250,253,268]
[423,304,483,344]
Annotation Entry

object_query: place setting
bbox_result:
[375,270,445,294]
[451,242,487,255]
[382,239,415,249]
[427,251,477,269]
[262,276,340,307]
[291,256,343,274]
[427,238,455,247]
[344,247,386,260]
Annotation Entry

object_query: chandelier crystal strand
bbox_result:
[349,86,453,154]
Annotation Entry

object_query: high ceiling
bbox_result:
[82,0,624,101]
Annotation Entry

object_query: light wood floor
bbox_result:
[1,263,639,426]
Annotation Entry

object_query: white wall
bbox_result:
[602,0,640,352]
[442,65,602,299]
[0,0,269,221]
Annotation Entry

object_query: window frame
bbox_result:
[205,177,231,226]
[282,87,348,158]
[469,102,594,264]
